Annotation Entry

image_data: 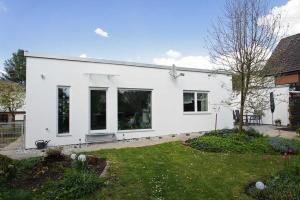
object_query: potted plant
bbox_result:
[274,119,281,126]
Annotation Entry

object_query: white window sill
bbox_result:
[56,133,72,137]
[87,132,114,135]
[117,129,154,133]
[89,130,108,134]
[183,112,212,115]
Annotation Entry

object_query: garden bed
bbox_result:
[245,165,300,200]
[186,128,300,155]
[0,149,106,200]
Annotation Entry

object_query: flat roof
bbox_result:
[24,52,231,75]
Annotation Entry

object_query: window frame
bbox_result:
[117,88,153,132]
[89,87,108,134]
[57,86,71,135]
[183,90,209,114]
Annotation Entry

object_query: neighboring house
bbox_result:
[264,33,300,127]
[0,110,26,123]
[24,52,233,149]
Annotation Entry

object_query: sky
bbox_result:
[0,0,298,73]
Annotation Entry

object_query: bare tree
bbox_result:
[208,0,282,132]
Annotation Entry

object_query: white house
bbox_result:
[24,52,233,149]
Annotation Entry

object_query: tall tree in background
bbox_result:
[208,0,282,132]
[0,81,25,122]
[2,49,26,85]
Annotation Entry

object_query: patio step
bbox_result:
[85,133,117,143]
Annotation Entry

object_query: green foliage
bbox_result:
[40,170,103,200]
[14,157,41,172]
[0,154,15,182]
[0,154,13,172]
[1,49,26,85]
[187,135,272,153]
[187,129,270,153]
[267,137,300,154]
[0,81,25,119]
[248,165,300,200]
[0,187,33,200]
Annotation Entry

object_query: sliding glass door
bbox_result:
[90,88,106,131]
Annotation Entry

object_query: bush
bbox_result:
[45,147,64,161]
[267,137,300,154]
[205,128,262,139]
[187,134,272,153]
[247,166,300,200]
[0,154,13,172]
[0,154,16,182]
[40,170,103,200]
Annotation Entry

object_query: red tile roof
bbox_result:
[266,33,300,75]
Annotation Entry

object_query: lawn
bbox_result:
[87,141,298,200]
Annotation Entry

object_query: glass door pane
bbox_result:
[90,89,106,130]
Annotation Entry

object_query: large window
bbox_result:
[118,89,152,130]
[90,89,106,130]
[58,87,70,134]
[183,91,208,112]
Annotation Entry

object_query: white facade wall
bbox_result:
[261,86,289,126]
[25,54,233,148]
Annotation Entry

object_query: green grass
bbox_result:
[87,142,299,200]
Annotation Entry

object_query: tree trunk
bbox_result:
[239,93,244,132]
[11,113,15,122]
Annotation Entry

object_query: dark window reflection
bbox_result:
[58,87,70,134]
[118,90,151,130]
[90,90,106,130]
[184,93,195,112]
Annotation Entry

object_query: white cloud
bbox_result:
[166,49,182,58]
[79,54,87,58]
[0,1,7,13]
[95,27,109,38]
[153,50,216,69]
[263,0,300,36]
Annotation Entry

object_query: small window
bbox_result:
[58,87,70,134]
[118,89,152,130]
[183,91,208,112]
[90,89,106,130]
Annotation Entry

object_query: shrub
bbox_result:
[40,170,103,200]
[0,154,13,172]
[244,128,263,138]
[14,157,42,172]
[267,137,300,154]
[0,154,16,182]
[205,128,262,139]
[45,147,64,161]
[187,134,272,153]
[247,166,300,200]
